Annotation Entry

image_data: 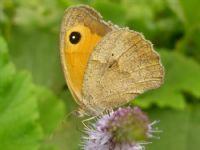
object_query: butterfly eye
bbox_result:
[69,31,81,44]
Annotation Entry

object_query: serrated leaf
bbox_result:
[135,50,200,109]
[0,37,43,150]
[0,36,66,150]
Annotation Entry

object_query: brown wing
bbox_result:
[82,29,164,114]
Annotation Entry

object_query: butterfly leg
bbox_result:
[82,116,97,129]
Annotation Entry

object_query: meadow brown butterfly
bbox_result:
[60,5,164,116]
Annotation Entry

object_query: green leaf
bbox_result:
[135,50,200,109]
[167,0,186,24]
[12,0,63,29]
[37,87,65,135]
[167,0,200,27]
[123,0,181,49]
[2,0,74,92]
[92,0,126,26]
[0,35,9,65]
[43,90,82,150]
[176,26,200,62]
[44,115,82,150]
[39,144,61,150]
[0,36,66,150]
[8,28,65,92]
[147,104,200,150]
[0,37,43,150]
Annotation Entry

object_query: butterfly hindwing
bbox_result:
[82,29,164,114]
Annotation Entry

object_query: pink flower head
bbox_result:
[83,107,160,150]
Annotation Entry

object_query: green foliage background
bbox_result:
[0,0,200,149]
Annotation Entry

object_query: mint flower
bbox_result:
[82,107,159,150]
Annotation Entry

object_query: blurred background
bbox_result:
[0,0,200,150]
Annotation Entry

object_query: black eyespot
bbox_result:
[69,32,81,44]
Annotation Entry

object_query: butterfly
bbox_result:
[60,5,164,116]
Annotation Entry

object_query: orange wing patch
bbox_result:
[64,25,102,97]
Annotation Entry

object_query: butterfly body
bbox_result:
[60,5,164,115]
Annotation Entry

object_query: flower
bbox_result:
[82,107,159,150]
